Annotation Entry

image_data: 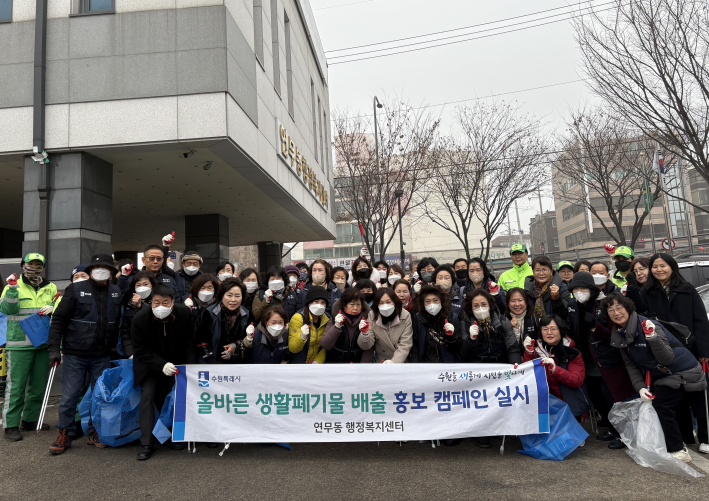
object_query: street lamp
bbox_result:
[373,96,383,175]
[395,188,405,270]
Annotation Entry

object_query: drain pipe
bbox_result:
[33,0,49,270]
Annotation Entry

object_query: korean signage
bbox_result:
[304,255,412,271]
[172,360,550,443]
[277,119,329,209]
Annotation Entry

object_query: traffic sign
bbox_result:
[661,238,676,251]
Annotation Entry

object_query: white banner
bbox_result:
[172,360,550,443]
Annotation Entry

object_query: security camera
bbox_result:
[182,150,196,159]
[203,161,213,171]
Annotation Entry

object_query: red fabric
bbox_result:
[523,348,585,401]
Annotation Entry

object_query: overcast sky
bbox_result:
[313,0,601,236]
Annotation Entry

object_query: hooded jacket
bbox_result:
[524,272,569,319]
[457,310,522,364]
[246,323,291,364]
[288,309,330,364]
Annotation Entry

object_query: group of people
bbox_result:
[1,235,707,464]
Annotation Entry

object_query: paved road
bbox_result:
[2,404,709,501]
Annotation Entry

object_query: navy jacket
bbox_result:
[195,303,252,364]
[249,325,291,364]
[461,278,507,314]
[410,312,461,363]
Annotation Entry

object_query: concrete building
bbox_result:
[529,210,559,256]
[0,0,335,286]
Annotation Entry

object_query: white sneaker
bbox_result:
[699,443,709,454]
[670,446,692,463]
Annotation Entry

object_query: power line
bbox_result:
[326,0,601,53]
[327,1,614,60]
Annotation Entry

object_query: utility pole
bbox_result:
[537,188,546,256]
[678,158,694,253]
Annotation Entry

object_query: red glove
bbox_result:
[488,282,500,295]
[703,361,709,374]
[121,263,133,276]
[162,231,176,246]
[443,319,454,335]
[641,320,656,338]
[6,273,18,287]
[358,318,370,333]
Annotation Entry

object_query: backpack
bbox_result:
[652,318,694,350]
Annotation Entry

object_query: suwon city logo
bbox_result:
[198,371,209,387]
[197,371,241,387]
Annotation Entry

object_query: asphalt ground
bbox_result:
[2,404,709,501]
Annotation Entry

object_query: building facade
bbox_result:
[0,0,335,285]
[529,210,559,256]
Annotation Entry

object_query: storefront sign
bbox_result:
[277,120,329,209]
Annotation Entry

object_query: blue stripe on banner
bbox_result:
[533,359,550,433]
[173,422,185,442]
[174,365,187,430]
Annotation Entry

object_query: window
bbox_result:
[562,203,585,221]
[0,0,12,22]
[693,188,709,207]
[318,97,323,164]
[336,223,359,244]
[253,0,264,66]
[76,0,114,13]
[311,81,318,161]
[565,229,588,248]
[551,218,557,227]
[553,237,559,248]
[284,11,294,117]
[322,109,327,167]
[270,0,280,95]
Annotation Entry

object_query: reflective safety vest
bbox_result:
[0,276,57,350]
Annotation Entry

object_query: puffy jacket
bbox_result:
[448,284,464,323]
[524,273,569,319]
[611,312,707,392]
[461,277,507,314]
[194,303,252,364]
[321,311,373,363]
[296,282,342,318]
[499,262,533,291]
[247,323,291,364]
[410,312,461,363]
[0,276,57,350]
[457,310,522,364]
[175,268,202,303]
[118,288,152,359]
[252,287,298,322]
[288,309,329,364]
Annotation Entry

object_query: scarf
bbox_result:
[23,262,44,287]
[403,299,413,312]
[194,295,215,310]
[512,311,526,342]
[476,316,494,338]
[222,306,241,332]
[532,281,550,318]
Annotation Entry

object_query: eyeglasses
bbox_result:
[146,256,164,262]
[541,327,559,334]
[635,266,648,272]
[606,306,626,315]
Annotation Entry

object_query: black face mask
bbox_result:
[363,292,374,303]
[421,271,434,283]
[356,268,370,279]
[615,260,631,272]
[455,269,468,279]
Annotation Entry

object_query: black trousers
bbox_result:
[139,373,175,446]
[652,385,709,453]
[585,375,618,435]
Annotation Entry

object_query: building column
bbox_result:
[22,152,113,288]
[258,241,282,271]
[185,214,230,273]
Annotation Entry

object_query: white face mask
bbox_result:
[198,290,214,302]
[184,266,199,276]
[388,275,401,285]
[91,268,111,282]
[473,307,490,320]
[425,303,442,316]
[289,276,298,287]
[378,269,387,279]
[135,286,152,299]
[269,280,285,292]
[73,278,88,283]
[218,273,233,281]
[413,272,419,280]
[267,324,284,337]
[575,291,591,304]
[592,274,607,286]
[309,303,326,316]
[379,304,395,317]
[245,282,259,293]
[167,261,175,270]
[312,273,326,284]
[152,305,172,319]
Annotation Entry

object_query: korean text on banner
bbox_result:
[173,360,550,443]
[19,313,51,347]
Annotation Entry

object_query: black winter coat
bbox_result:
[118,288,152,358]
[456,311,522,364]
[524,273,569,319]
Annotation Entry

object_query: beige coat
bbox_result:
[357,309,413,363]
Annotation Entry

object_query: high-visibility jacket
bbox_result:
[0,276,57,350]
[499,262,533,291]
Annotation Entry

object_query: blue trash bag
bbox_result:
[517,395,589,461]
[79,359,141,447]
[152,386,176,444]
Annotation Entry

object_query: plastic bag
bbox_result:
[152,386,175,444]
[518,395,589,461]
[609,399,703,478]
[80,359,141,447]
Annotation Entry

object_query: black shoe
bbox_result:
[137,445,153,460]
[165,441,185,451]
[20,421,50,432]
[4,427,22,442]
[608,437,626,449]
[476,437,491,449]
[206,442,219,448]
[596,431,615,441]
[443,438,463,447]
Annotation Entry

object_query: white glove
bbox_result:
[335,311,344,328]
[120,264,133,276]
[311,360,320,364]
[129,355,133,359]
[39,305,54,316]
[243,335,253,348]
[359,318,370,333]
[162,231,175,246]
[639,388,655,402]
[5,273,18,288]
[488,282,500,296]
[523,336,535,353]
[382,360,394,364]
[443,321,454,335]
[469,322,479,340]
[413,281,422,293]
[375,282,382,289]
[300,325,310,341]
[246,323,255,336]
[184,297,194,308]
[621,283,628,296]
[641,320,656,338]
[264,289,273,302]
[162,362,177,376]
[541,357,556,373]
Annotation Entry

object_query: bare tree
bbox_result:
[575,0,709,211]
[332,98,439,262]
[554,106,663,247]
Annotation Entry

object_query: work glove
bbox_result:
[621,283,628,296]
[626,271,638,288]
[469,321,479,340]
[243,322,255,347]
[642,320,656,338]
[541,357,556,373]
[488,282,500,296]
[523,336,535,353]
[121,263,133,276]
[129,355,133,360]
[443,319,454,336]
[413,281,422,294]
[162,231,176,246]
[48,350,61,368]
[335,310,344,328]
[584,312,597,328]
[375,282,382,289]
[6,273,18,288]
[359,318,370,334]
[264,289,273,302]
[38,305,54,316]
[184,297,194,308]
[550,284,560,300]
[382,360,394,364]
[639,388,655,402]
[162,362,178,376]
[300,325,310,341]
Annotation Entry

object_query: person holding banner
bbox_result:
[296,260,342,318]
[47,254,122,454]
[119,271,158,359]
[252,266,298,322]
[410,284,460,363]
[321,288,374,363]
[1,253,57,443]
[358,288,412,363]
[288,286,331,364]
[237,305,292,364]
